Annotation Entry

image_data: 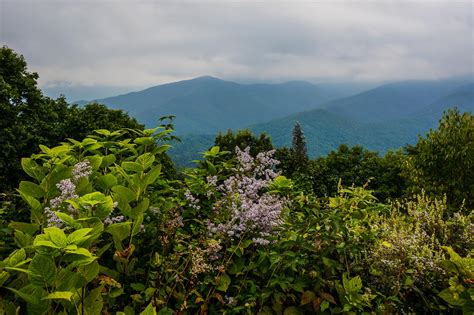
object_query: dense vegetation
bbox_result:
[0,47,472,314]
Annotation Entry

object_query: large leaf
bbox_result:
[28,254,56,286]
[44,227,68,248]
[96,174,118,191]
[19,181,44,198]
[140,303,157,315]
[67,228,93,245]
[43,291,73,301]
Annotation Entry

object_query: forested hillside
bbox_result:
[82,76,338,134]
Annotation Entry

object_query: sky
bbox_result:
[1,0,473,100]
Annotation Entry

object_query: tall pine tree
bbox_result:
[291,121,309,171]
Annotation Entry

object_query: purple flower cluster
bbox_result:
[72,160,92,181]
[44,160,92,227]
[104,215,125,226]
[208,147,286,245]
[184,189,200,210]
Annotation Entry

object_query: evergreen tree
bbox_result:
[291,121,308,171]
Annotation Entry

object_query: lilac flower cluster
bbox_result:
[44,160,91,227]
[208,147,286,245]
[72,160,92,181]
[184,189,200,210]
[104,215,125,226]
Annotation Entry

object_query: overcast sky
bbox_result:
[1,0,473,99]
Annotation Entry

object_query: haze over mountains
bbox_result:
[76,75,474,165]
[79,76,341,134]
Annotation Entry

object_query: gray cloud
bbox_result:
[1,0,473,92]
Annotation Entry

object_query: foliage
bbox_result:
[0,124,471,313]
[291,121,308,173]
[214,129,274,157]
[309,145,406,201]
[405,108,474,209]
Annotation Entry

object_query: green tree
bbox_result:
[291,121,308,171]
[310,145,406,201]
[214,129,273,156]
[405,108,473,209]
[0,46,170,191]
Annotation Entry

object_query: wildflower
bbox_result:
[72,160,92,181]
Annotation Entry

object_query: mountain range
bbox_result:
[81,76,341,134]
[75,75,474,165]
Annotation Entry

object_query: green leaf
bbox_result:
[28,254,56,286]
[131,283,145,291]
[55,212,82,229]
[83,285,104,315]
[140,303,157,315]
[87,155,103,170]
[136,153,155,170]
[21,158,45,181]
[78,261,99,282]
[7,249,27,267]
[300,291,316,305]
[18,190,42,224]
[106,222,132,241]
[43,291,73,301]
[6,287,39,304]
[122,161,143,173]
[96,174,118,191]
[19,181,44,198]
[112,185,136,203]
[67,228,93,245]
[44,227,68,248]
[216,273,231,292]
[144,165,162,186]
[8,221,39,235]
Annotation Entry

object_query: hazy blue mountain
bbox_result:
[416,83,474,119]
[169,78,473,166]
[85,76,339,134]
[322,76,473,123]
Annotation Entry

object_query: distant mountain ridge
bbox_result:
[322,76,473,123]
[74,75,473,165]
[83,76,340,134]
[167,76,473,165]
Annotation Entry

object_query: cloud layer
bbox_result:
[1,0,473,90]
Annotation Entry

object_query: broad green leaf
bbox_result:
[78,261,99,282]
[44,227,68,248]
[216,273,231,292]
[18,191,42,224]
[96,174,118,191]
[144,165,162,186]
[8,221,39,235]
[28,254,56,286]
[122,161,143,173]
[112,185,136,203]
[87,155,103,170]
[21,158,45,181]
[19,181,44,198]
[300,291,315,305]
[136,153,155,170]
[6,249,26,267]
[83,285,104,315]
[106,222,132,241]
[6,287,39,304]
[43,291,73,301]
[140,303,157,315]
[67,228,93,245]
[55,212,82,229]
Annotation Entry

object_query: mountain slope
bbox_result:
[323,76,473,123]
[87,76,338,134]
